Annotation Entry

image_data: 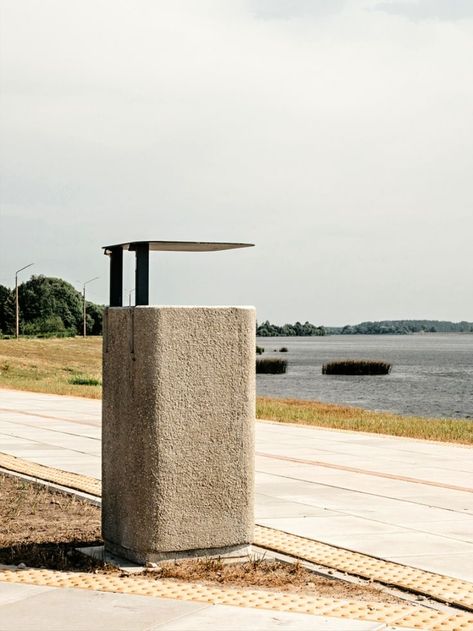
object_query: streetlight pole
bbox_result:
[82,277,99,337]
[15,263,34,339]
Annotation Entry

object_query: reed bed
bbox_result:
[322,360,392,375]
[256,357,287,374]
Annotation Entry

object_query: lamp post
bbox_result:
[15,263,34,339]
[82,277,99,337]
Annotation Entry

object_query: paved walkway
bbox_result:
[0,388,472,585]
[1,388,472,629]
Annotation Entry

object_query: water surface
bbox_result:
[256,334,473,419]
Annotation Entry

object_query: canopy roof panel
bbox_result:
[103,241,254,255]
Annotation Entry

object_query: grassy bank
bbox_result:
[0,337,102,399]
[257,397,473,445]
[1,337,472,444]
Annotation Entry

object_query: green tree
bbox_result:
[0,285,14,335]
[18,275,83,334]
[85,302,104,335]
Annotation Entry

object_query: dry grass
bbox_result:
[1,337,471,444]
[0,473,102,571]
[0,337,102,399]
[0,474,402,603]
[257,397,473,445]
[153,558,402,602]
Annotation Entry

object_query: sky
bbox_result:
[1,0,472,326]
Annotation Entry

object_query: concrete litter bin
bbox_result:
[101,241,255,564]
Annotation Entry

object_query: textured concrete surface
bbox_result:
[1,389,472,581]
[0,583,410,631]
[102,306,256,563]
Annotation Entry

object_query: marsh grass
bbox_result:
[256,357,287,374]
[322,360,392,375]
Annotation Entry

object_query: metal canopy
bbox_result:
[103,241,253,255]
[103,240,254,307]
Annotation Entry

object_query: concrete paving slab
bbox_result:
[385,552,473,582]
[153,604,385,630]
[255,494,336,519]
[405,519,473,542]
[0,585,207,631]
[0,583,54,606]
[317,531,473,559]
[258,515,410,538]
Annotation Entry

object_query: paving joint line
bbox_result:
[256,451,473,494]
[0,416,100,440]
[0,406,101,428]
[256,467,472,517]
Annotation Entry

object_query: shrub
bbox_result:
[322,360,392,375]
[256,358,287,374]
[22,315,73,337]
[68,374,101,386]
[256,346,265,355]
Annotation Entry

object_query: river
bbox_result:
[256,333,473,419]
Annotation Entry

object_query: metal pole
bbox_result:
[82,277,99,337]
[15,273,18,339]
[109,248,123,307]
[83,285,86,337]
[135,243,149,306]
[14,263,34,339]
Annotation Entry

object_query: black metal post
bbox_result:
[135,243,150,306]
[109,247,123,307]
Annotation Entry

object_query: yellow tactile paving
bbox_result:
[0,566,472,630]
[2,452,473,614]
[0,452,101,496]
[254,525,473,612]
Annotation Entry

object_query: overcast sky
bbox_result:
[1,0,472,326]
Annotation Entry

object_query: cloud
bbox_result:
[373,0,473,21]
[249,0,347,20]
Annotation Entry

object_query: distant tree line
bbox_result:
[0,275,103,337]
[257,319,473,337]
[257,320,326,337]
[330,320,473,335]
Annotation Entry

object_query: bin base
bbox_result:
[104,539,252,565]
